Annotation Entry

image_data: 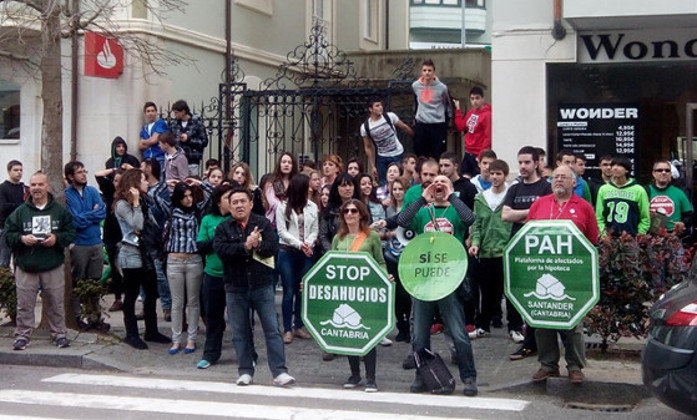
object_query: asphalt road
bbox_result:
[0,365,691,419]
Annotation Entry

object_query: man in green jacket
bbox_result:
[595,157,650,236]
[5,171,75,350]
[468,159,512,336]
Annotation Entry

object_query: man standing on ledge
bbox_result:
[4,171,75,351]
[526,165,598,384]
[411,59,452,159]
[139,101,170,168]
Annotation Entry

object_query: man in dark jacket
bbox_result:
[105,136,140,171]
[5,171,75,350]
[213,187,295,387]
[170,100,208,177]
[0,160,26,267]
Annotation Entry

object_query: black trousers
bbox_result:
[386,259,411,335]
[122,267,159,338]
[474,257,504,331]
[348,348,376,381]
[413,122,447,159]
[202,273,227,363]
[106,244,123,300]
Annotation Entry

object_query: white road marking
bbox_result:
[42,373,529,412]
[0,390,473,420]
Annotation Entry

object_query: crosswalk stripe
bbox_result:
[0,390,474,420]
[42,373,529,412]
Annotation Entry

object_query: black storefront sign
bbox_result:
[556,102,640,180]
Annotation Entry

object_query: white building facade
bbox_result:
[0,0,409,181]
[492,0,697,187]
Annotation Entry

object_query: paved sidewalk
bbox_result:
[0,293,644,397]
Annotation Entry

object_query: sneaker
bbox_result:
[294,328,311,339]
[468,329,478,339]
[236,374,253,386]
[163,309,172,322]
[343,375,362,389]
[364,381,378,393]
[55,337,70,348]
[402,354,416,370]
[568,369,584,384]
[197,359,211,369]
[509,330,524,343]
[395,331,410,343]
[430,323,444,335]
[108,299,123,312]
[510,345,536,361]
[476,328,489,337]
[462,378,478,397]
[273,372,296,386]
[135,311,145,321]
[13,339,28,351]
[75,317,91,331]
[410,374,426,393]
[379,337,392,346]
[322,352,335,361]
[283,331,293,344]
[532,368,560,382]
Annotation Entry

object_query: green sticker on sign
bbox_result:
[398,232,467,301]
[504,220,599,329]
[302,251,395,356]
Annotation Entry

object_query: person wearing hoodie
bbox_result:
[596,157,650,236]
[0,160,27,267]
[468,159,511,337]
[4,171,75,351]
[158,131,189,188]
[411,59,452,159]
[454,87,491,178]
[105,136,140,171]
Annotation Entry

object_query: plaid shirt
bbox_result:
[165,208,199,254]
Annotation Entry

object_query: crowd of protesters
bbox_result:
[0,61,693,395]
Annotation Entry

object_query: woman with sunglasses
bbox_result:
[332,199,390,393]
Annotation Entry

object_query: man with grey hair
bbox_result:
[525,165,598,384]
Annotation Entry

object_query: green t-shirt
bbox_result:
[411,204,469,243]
[331,230,387,272]
[404,184,423,207]
[648,184,693,230]
[197,213,230,277]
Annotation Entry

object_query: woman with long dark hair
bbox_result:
[318,172,360,256]
[264,152,298,227]
[195,184,234,369]
[165,182,203,355]
[357,173,385,223]
[113,169,170,349]
[332,199,388,392]
[229,162,265,215]
[275,173,318,344]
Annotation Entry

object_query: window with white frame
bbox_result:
[0,80,19,140]
[364,0,378,40]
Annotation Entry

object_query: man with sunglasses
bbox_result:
[647,160,692,233]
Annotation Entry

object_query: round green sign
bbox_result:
[398,232,468,301]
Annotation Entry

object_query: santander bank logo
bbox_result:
[84,32,123,79]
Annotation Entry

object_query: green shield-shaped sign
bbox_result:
[504,220,599,329]
[398,232,468,301]
[302,251,395,356]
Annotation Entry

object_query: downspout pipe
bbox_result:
[552,0,567,40]
[70,0,80,161]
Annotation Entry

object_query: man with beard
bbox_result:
[64,161,108,331]
[398,175,478,396]
[526,165,598,383]
[502,146,552,360]
[403,158,439,206]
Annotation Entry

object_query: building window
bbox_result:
[0,80,20,140]
[363,0,379,42]
[365,0,373,38]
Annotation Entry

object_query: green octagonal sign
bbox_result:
[504,220,599,329]
[302,251,395,356]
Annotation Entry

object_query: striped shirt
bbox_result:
[165,208,199,253]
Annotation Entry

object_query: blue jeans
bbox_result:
[278,248,314,333]
[412,291,476,381]
[154,257,171,310]
[376,154,403,186]
[227,285,288,378]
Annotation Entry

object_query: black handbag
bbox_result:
[414,348,456,395]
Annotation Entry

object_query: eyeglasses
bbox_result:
[342,208,359,215]
[653,168,671,173]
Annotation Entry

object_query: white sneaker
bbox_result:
[468,330,478,339]
[236,374,253,386]
[273,372,296,386]
[379,337,392,346]
[509,330,524,343]
[476,328,489,337]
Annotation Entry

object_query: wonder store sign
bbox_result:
[578,28,697,63]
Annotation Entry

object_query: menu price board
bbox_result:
[556,102,640,179]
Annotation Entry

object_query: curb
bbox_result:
[0,348,123,371]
